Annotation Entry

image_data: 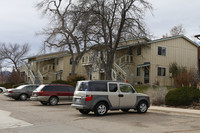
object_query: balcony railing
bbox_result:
[115,54,133,66]
[113,63,126,82]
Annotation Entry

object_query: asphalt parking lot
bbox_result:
[1,94,200,133]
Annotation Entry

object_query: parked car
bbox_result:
[71,80,150,116]
[4,84,39,100]
[30,84,75,106]
[0,87,7,93]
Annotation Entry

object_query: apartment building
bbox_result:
[21,35,199,86]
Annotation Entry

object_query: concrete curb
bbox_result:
[149,106,200,116]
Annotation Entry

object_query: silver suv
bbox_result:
[71,80,150,116]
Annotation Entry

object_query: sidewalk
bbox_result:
[149,106,200,116]
[0,110,32,129]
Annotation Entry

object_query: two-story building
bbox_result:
[21,35,199,86]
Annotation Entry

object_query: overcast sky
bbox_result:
[0,0,200,56]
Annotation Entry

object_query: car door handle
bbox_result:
[118,94,124,97]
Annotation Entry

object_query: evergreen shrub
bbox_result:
[165,87,200,106]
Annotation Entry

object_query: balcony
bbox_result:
[81,56,94,66]
[115,54,133,66]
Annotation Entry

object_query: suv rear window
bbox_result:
[78,82,107,92]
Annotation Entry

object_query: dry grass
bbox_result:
[145,87,168,106]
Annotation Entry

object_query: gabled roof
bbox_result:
[150,35,199,47]
[116,35,199,50]
[117,42,148,50]
[23,50,70,60]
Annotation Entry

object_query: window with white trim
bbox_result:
[137,47,141,56]
[158,46,166,56]
[158,67,166,76]
[137,67,141,76]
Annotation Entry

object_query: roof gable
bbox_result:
[150,35,199,47]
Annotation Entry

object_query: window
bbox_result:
[137,67,141,76]
[56,59,59,65]
[137,47,141,56]
[82,57,85,63]
[78,82,89,91]
[78,82,107,92]
[128,47,133,55]
[130,56,133,62]
[59,86,74,92]
[109,83,118,92]
[70,58,73,65]
[158,67,166,76]
[120,84,135,93]
[42,86,57,91]
[26,86,38,91]
[158,47,166,56]
[89,82,107,92]
[68,86,75,92]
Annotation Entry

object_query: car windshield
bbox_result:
[15,85,27,90]
[35,85,45,92]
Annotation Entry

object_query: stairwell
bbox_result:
[112,54,133,82]
[23,63,41,84]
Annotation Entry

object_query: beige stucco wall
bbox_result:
[123,37,198,86]
[62,55,88,81]
[149,38,198,86]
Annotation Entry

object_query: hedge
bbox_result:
[165,87,200,106]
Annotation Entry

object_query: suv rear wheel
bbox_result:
[49,96,59,106]
[137,101,148,113]
[94,102,108,116]
[0,89,2,93]
[79,109,90,115]
[19,94,28,101]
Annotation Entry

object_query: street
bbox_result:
[0,94,200,133]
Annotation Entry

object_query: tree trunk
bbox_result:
[105,54,114,80]
[71,60,76,75]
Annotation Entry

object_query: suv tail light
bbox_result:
[85,95,93,101]
[8,91,13,93]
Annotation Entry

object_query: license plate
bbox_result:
[76,98,81,103]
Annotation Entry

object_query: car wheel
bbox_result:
[0,89,2,93]
[137,101,148,113]
[19,94,28,101]
[94,102,108,116]
[121,109,130,112]
[79,109,90,115]
[49,96,58,106]
[40,101,48,105]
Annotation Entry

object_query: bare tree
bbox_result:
[163,24,186,38]
[36,0,152,79]
[82,0,152,79]
[170,24,186,36]
[0,43,29,73]
[36,0,94,75]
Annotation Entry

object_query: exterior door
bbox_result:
[108,83,120,108]
[119,84,137,108]
[144,67,149,83]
